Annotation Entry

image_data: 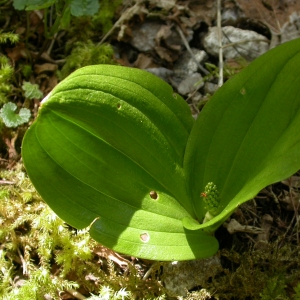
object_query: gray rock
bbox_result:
[204,82,218,94]
[281,12,300,44]
[162,256,222,296]
[131,21,163,52]
[178,73,203,96]
[174,49,208,77]
[149,0,176,11]
[145,67,173,82]
[221,7,240,25]
[203,26,269,60]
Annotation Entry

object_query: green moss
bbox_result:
[93,0,122,34]
[58,40,116,79]
[0,32,18,106]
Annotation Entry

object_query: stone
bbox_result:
[204,82,218,95]
[281,12,300,44]
[203,26,269,61]
[221,6,240,26]
[150,0,176,11]
[177,73,203,96]
[162,256,222,296]
[145,67,173,82]
[174,48,208,77]
[131,21,163,52]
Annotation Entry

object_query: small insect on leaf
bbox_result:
[201,192,207,198]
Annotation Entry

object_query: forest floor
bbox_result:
[1,0,300,299]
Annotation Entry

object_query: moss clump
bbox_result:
[58,40,115,79]
[0,31,19,106]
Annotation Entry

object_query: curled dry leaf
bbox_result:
[235,0,300,34]
[34,63,58,75]
[93,246,129,269]
[225,218,264,234]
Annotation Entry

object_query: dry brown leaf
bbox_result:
[5,43,28,61]
[133,53,158,68]
[93,245,129,269]
[279,189,300,211]
[225,218,264,234]
[235,0,300,34]
[281,176,300,188]
[256,214,273,248]
[187,0,217,26]
[154,45,178,62]
[34,63,58,74]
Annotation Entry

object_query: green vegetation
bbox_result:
[58,40,115,79]
[0,31,18,105]
[0,102,30,127]
[21,82,43,100]
[1,0,300,298]
[22,39,300,262]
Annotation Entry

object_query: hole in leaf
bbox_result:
[140,233,150,243]
[173,93,177,99]
[240,87,246,95]
[117,103,121,109]
[149,191,158,200]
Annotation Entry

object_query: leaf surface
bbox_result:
[22,65,218,260]
[184,38,300,230]
[70,0,100,16]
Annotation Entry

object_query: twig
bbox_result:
[17,248,28,275]
[217,0,223,87]
[0,180,15,185]
[143,263,155,280]
[65,288,86,300]
[176,25,209,75]
[47,32,57,55]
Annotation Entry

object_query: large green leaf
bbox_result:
[184,38,300,231]
[22,65,218,260]
[22,39,300,260]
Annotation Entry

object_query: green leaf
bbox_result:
[0,102,31,127]
[70,0,100,17]
[26,0,57,10]
[13,0,27,10]
[22,39,300,260]
[13,0,57,10]
[22,82,43,100]
[184,38,300,231]
[60,6,71,29]
[22,65,218,260]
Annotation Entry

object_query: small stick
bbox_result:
[0,180,15,185]
[17,248,28,275]
[65,288,86,300]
